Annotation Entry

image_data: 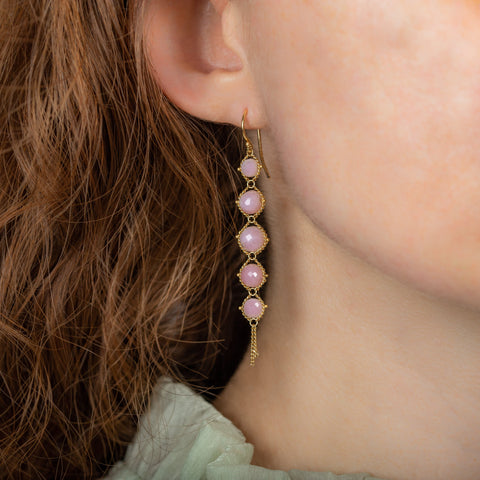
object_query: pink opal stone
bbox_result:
[240,158,259,178]
[239,226,266,253]
[239,190,262,215]
[240,263,264,288]
[243,297,264,319]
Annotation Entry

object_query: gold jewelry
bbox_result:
[236,109,270,366]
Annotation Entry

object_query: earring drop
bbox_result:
[236,109,270,366]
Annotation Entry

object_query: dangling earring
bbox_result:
[236,108,271,366]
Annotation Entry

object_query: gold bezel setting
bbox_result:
[235,186,266,218]
[237,258,268,291]
[239,295,268,321]
[236,222,269,256]
[237,155,262,181]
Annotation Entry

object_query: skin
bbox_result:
[143,1,480,478]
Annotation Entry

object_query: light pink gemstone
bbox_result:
[239,226,266,253]
[243,297,264,319]
[240,158,259,178]
[240,263,264,288]
[239,190,262,215]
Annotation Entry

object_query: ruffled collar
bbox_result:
[104,376,387,480]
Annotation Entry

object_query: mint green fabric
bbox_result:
[104,376,388,480]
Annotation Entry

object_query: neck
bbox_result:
[213,168,480,480]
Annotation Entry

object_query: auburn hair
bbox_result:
[0,0,251,477]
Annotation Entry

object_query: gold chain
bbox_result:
[249,320,259,365]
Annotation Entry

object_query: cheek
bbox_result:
[249,0,480,309]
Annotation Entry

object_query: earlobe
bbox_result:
[142,0,266,127]
[209,0,229,15]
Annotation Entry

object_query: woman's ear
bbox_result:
[142,0,266,127]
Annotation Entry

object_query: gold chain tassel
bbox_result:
[249,320,259,366]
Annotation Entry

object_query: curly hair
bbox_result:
[0,0,250,477]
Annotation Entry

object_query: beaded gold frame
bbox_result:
[235,109,270,366]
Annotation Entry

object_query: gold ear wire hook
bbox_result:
[242,109,271,178]
[257,128,270,178]
[241,109,254,155]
